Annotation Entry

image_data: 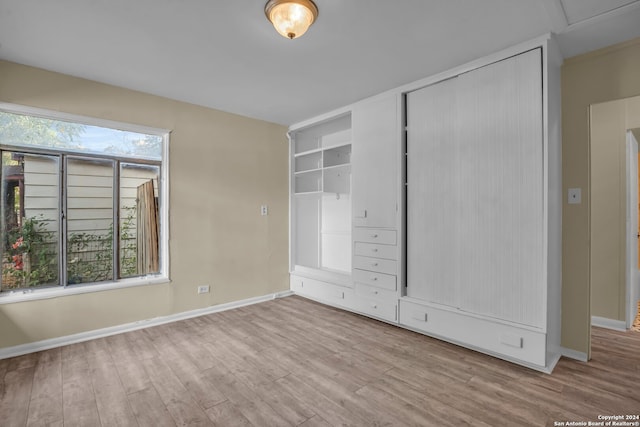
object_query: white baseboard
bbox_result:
[591,315,627,331]
[560,346,588,362]
[545,352,562,373]
[0,290,294,360]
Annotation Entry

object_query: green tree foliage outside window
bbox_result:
[0,113,85,149]
[0,111,162,160]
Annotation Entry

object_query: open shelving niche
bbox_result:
[291,113,352,283]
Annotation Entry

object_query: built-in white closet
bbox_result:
[289,35,562,372]
[402,47,557,368]
[407,49,545,322]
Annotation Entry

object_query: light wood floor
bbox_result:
[1,295,638,427]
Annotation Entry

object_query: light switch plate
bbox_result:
[568,188,581,204]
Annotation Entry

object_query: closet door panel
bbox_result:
[352,94,399,229]
[406,78,460,307]
[456,48,544,327]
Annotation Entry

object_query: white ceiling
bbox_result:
[1,0,640,126]
[560,0,638,24]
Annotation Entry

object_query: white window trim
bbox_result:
[0,102,171,304]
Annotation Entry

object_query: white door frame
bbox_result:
[626,130,640,329]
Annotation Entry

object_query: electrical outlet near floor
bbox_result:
[197,285,210,294]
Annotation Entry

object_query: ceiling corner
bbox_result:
[540,0,569,33]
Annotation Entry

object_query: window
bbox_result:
[0,105,168,297]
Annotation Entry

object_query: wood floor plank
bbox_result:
[374,372,493,427]
[550,357,639,401]
[61,351,101,427]
[173,334,219,373]
[0,366,35,427]
[26,355,63,426]
[0,358,6,403]
[141,356,213,426]
[199,340,273,389]
[252,379,315,425]
[5,352,38,372]
[35,347,61,365]
[140,324,183,361]
[355,380,452,426]
[127,386,176,427]
[83,337,111,355]
[107,333,153,395]
[163,347,227,410]
[212,330,289,382]
[275,373,370,427]
[381,366,520,425]
[298,415,332,427]
[61,343,85,362]
[202,364,294,427]
[86,348,139,427]
[204,400,253,427]
[126,329,159,361]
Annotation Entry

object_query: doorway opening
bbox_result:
[589,97,640,360]
[633,301,640,331]
[634,137,640,333]
[626,129,640,331]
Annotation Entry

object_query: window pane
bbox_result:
[1,152,60,290]
[0,111,162,160]
[119,163,160,278]
[66,158,114,284]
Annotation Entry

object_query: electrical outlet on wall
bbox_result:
[261,205,268,216]
[197,285,210,294]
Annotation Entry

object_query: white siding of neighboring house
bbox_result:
[66,158,114,237]
[23,155,59,233]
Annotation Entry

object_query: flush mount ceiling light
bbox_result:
[265,0,318,40]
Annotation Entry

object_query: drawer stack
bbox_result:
[352,228,398,322]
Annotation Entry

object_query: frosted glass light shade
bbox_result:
[265,0,318,39]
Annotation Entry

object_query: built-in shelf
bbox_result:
[295,151,322,173]
[291,113,353,274]
[323,144,351,168]
[295,169,322,194]
[294,168,322,176]
[323,163,350,172]
[294,133,351,195]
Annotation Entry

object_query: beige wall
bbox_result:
[0,60,289,349]
[562,37,640,356]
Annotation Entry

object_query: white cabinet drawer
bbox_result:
[355,297,397,323]
[290,275,354,309]
[355,283,397,300]
[353,269,396,290]
[353,256,396,275]
[399,300,546,367]
[354,242,397,260]
[353,228,396,245]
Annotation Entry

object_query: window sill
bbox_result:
[0,275,170,305]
